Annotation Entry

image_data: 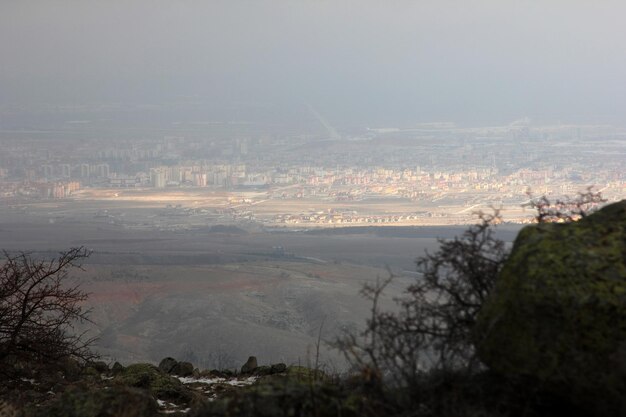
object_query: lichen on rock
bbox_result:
[475,200,626,411]
[114,363,194,404]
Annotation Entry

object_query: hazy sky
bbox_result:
[2,1,625,125]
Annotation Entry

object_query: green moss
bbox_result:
[475,200,626,411]
[114,363,192,403]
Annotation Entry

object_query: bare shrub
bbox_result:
[337,211,508,408]
[524,186,606,223]
[0,247,95,374]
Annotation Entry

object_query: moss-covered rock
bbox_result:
[475,200,626,412]
[172,361,194,377]
[112,361,124,375]
[113,363,193,404]
[86,361,109,373]
[252,365,272,376]
[158,357,178,374]
[270,363,287,374]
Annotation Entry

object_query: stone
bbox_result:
[57,357,81,380]
[114,363,193,404]
[158,357,178,374]
[90,361,109,373]
[270,363,287,374]
[252,365,272,376]
[172,361,194,377]
[240,356,258,374]
[475,200,626,412]
[112,362,124,375]
[201,369,224,378]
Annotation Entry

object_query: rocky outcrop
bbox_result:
[158,357,178,374]
[111,361,124,375]
[240,357,288,376]
[158,357,195,377]
[475,200,626,413]
[172,361,194,377]
[270,363,287,374]
[241,356,258,374]
[114,363,194,404]
[87,361,109,373]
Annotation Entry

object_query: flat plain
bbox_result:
[0,200,521,369]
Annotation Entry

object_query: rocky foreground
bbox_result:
[1,355,364,417]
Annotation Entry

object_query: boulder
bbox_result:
[89,361,109,373]
[158,357,178,374]
[82,366,100,382]
[240,356,258,374]
[111,362,124,375]
[57,357,82,380]
[201,369,225,378]
[172,361,194,377]
[114,363,193,404]
[270,363,287,374]
[475,200,626,413]
[253,365,272,376]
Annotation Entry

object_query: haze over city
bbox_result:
[2,1,626,125]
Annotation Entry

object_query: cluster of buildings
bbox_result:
[0,123,624,208]
[275,210,428,225]
[0,180,80,199]
[146,164,247,188]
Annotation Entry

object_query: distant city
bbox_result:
[1,117,624,228]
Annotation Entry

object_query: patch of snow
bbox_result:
[178,376,258,386]
[160,408,191,414]
[226,376,258,386]
[157,400,179,409]
[178,376,225,384]
[20,378,38,385]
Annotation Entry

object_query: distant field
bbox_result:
[0,202,521,369]
[8,187,538,229]
[77,260,402,368]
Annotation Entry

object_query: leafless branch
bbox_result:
[0,247,96,375]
